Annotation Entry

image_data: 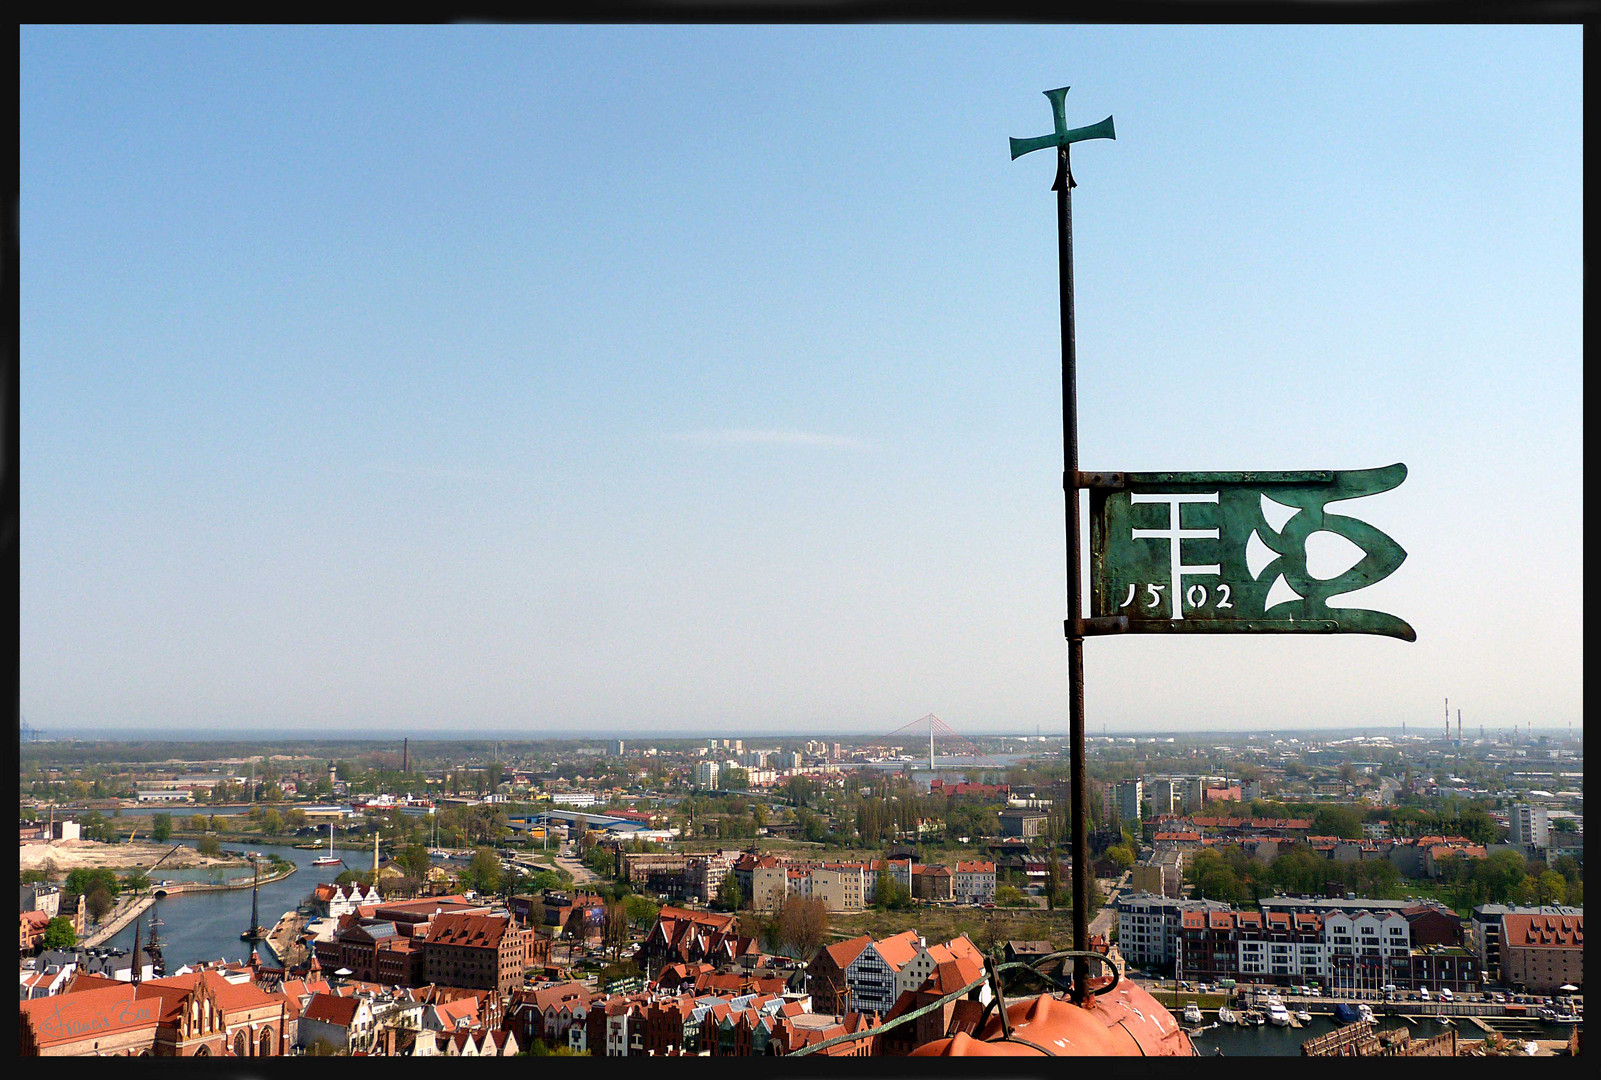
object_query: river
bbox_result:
[102,840,352,969]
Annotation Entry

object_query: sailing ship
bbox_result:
[143,909,167,978]
[240,857,265,942]
[312,822,343,866]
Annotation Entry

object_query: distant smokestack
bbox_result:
[403,738,408,774]
[1457,710,1462,746]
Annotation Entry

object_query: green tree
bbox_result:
[1311,806,1364,840]
[85,886,115,923]
[466,847,502,895]
[196,834,222,857]
[1105,844,1136,872]
[994,884,1028,907]
[41,916,78,950]
[714,871,742,912]
[151,813,173,843]
[1534,870,1567,906]
[260,808,282,836]
[65,868,120,900]
[397,843,432,882]
[623,895,660,931]
[122,869,152,893]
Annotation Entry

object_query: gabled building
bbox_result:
[636,906,759,972]
[297,992,376,1053]
[805,929,921,1019]
[505,980,593,1047]
[309,882,381,919]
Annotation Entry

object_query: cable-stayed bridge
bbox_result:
[862,713,1005,771]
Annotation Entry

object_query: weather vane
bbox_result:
[1009,83,1413,1006]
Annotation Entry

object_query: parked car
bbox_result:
[1491,992,1506,1003]
[1419,988,1430,1000]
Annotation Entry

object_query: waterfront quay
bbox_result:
[81,894,157,947]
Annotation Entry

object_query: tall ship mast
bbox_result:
[312,821,343,866]
[240,857,264,942]
[143,907,166,978]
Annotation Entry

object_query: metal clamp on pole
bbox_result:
[1066,617,1128,637]
[1072,471,1125,490]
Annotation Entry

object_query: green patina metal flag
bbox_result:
[1089,464,1414,640]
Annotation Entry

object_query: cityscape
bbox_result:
[19,722,1582,1058]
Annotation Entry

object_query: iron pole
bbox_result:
[1055,144,1092,1004]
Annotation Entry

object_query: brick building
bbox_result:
[422,913,537,995]
[19,969,294,1057]
[1499,912,1583,993]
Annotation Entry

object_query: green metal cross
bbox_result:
[1009,86,1116,161]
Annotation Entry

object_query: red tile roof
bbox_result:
[302,992,362,1027]
[426,912,514,948]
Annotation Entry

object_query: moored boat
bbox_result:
[1182,1002,1203,1025]
[311,821,343,866]
[1333,1002,1362,1024]
[1217,1006,1238,1025]
[1267,1001,1291,1026]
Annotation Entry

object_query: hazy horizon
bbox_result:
[25,721,1581,745]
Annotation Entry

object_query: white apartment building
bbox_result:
[1509,804,1550,848]
[693,761,720,789]
[1115,893,1232,968]
[951,861,997,905]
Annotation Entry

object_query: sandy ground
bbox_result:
[19,838,247,876]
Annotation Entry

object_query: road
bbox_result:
[552,848,602,886]
[1089,870,1130,939]
[82,894,157,947]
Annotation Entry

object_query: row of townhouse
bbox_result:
[1145,819,1493,881]
[1117,892,1467,978]
[281,976,513,1055]
[511,981,860,1056]
[620,851,999,914]
[1117,893,1479,991]
[734,853,998,913]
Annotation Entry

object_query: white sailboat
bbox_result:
[312,822,342,866]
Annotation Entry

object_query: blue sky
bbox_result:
[20,25,1582,738]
